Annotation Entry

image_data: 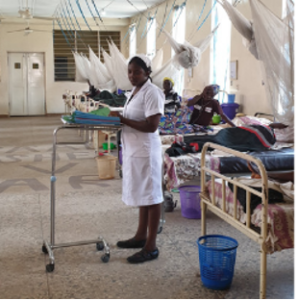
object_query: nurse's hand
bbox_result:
[109,111,123,121]
[109,111,120,117]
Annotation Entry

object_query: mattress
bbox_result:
[163,148,294,191]
[219,148,294,173]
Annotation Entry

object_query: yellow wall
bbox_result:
[0,18,129,115]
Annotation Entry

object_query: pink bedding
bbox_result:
[206,180,294,253]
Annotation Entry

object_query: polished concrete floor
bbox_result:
[0,116,294,299]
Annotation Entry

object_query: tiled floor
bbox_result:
[0,116,294,299]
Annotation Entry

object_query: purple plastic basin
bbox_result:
[179,185,201,219]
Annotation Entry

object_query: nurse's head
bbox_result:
[128,55,152,87]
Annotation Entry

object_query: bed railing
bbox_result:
[200,142,269,299]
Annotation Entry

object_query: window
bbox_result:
[53,30,75,81]
[172,4,186,95]
[53,30,120,81]
[210,0,232,103]
[129,25,137,58]
[146,18,156,60]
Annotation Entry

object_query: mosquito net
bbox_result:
[88,47,116,92]
[152,57,180,89]
[73,52,89,83]
[151,48,164,72]
[219,0,294,126]
[250,0,294,126]
[218,0,258,59]
[108,41,132,90]
[161,26,219,69]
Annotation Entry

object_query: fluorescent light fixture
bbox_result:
[101,9,106,16]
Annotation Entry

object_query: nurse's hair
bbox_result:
[129,56,152,81]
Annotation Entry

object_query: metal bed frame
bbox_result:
[200,142,271,299]
[42,123,166,272]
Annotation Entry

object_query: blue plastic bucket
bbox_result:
[221,103,239,120]
[179,185,201,219]
[227,94,235,103]
[197,235,238,290]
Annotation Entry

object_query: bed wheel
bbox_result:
[42,245,48,254]
[46,263,55,272]
[101,254,110,263]
[96,242,104,251]
[157,226,163,234]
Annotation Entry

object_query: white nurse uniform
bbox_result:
[121,79,164,206]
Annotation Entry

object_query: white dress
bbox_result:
[121,80,165,206]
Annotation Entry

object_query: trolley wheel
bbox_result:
[119,169,123,178]
[157,226,163,234]
[101,254,110,263]
[42,245,48,254]
[46,264,55,273]
[96,242,104,251]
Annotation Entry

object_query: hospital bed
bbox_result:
[162,113,294,191]
[199,142,294,299]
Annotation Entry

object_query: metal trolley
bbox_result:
[42,123,121,272]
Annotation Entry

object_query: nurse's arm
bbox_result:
[119,113,161,133]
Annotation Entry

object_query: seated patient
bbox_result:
[187,84,236,127]
[163,77,181,114]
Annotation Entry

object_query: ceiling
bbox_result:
[0,0,166,20]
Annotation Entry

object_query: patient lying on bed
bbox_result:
[166,124,276,156]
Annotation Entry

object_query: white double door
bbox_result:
[9,52,45,116]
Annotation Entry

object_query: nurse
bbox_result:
[116,55,164,264]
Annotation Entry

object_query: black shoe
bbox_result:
[117,238,146,249]
[127,248,159,264]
